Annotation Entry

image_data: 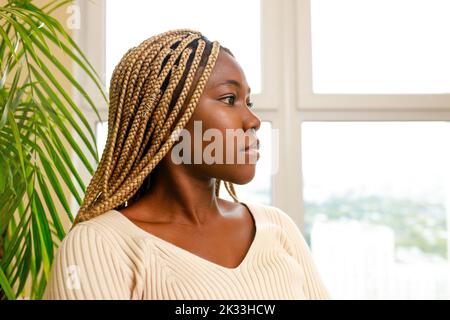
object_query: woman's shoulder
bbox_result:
[44,211,146,300]
[242,200,298,229]
[243,201,308,251]
[54,210,149,276]
[69,209,146,240]
[60,210,149,262]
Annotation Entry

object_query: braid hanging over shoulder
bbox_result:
[72,29,239,228]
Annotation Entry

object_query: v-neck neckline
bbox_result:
[111,201,260,272]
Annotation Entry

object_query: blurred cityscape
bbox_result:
[304,194,450,300]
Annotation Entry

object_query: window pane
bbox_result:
[96,121,273,205]
[106,0,261,93]
[96,121,107,157]
[301,121,450,299]
[311,0,450,94]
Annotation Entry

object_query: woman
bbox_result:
[43,29,330,300]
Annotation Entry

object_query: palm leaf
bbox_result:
[0,0,107,299]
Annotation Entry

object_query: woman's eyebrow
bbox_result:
[216,79,251,94]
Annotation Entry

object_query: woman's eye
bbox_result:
[221,95,254,108]
[222,95,236,105]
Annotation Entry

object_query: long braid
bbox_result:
[72,29,239,227]
[74,32,180,221]
[224,181,239,202]
[110,33,201,189]
[215,179,221,197]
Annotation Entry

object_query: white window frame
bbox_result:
[297,0,450,111]
[72,0,450,232]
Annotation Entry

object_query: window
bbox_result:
[105,0,261,93]
[301,121,450,299]
[310,0,450,94]
[95,121,107,156]
[297,0,450,299]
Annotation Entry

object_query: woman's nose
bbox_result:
[244,112,261,132]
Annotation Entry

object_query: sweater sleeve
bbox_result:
[42,223,131,300]
[276,207,331,300]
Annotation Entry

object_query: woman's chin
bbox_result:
[229,166,257,185]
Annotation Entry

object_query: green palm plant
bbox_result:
[0,0,106,299]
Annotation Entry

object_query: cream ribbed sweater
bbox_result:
[43,201,330,300]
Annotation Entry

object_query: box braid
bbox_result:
[72,29,239,227]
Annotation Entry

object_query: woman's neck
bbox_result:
[125,160,224,226]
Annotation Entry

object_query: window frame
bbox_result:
[296,0,450,111]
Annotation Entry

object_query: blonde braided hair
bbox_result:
[72,29,239,228]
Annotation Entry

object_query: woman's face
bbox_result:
[170,49,261,185]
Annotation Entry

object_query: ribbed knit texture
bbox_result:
[43,201,330,300]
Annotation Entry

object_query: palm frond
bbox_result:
[0,0,107,299]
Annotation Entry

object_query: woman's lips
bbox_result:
[243,148,260,161]
[242,138,259,151]
[242,140,260,161]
